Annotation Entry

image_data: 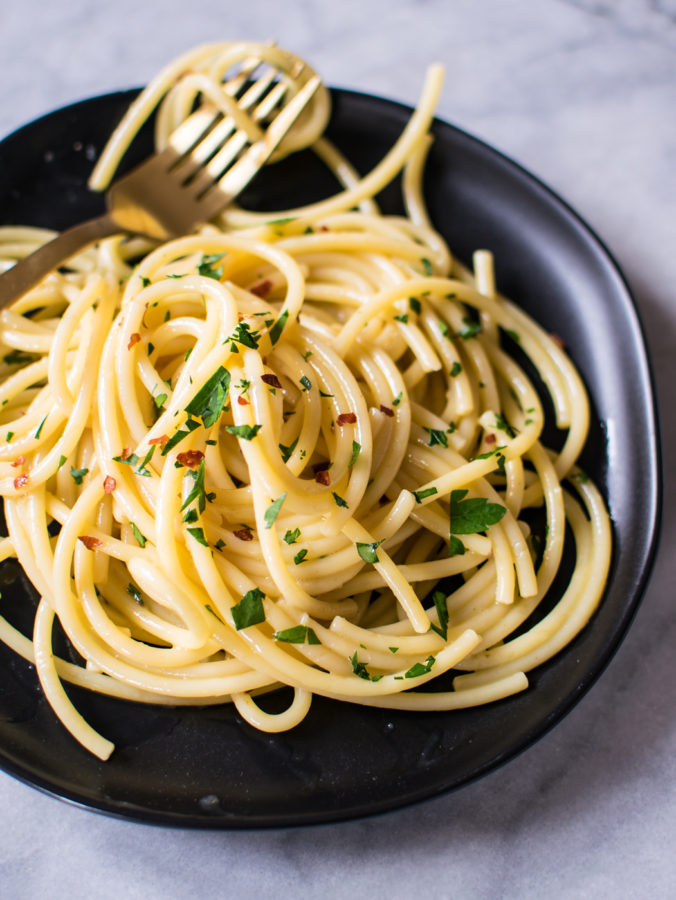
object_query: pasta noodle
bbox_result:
[0,42,611,759]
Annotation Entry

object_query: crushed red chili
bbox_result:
[250,279,273,297]
[176,449,204,470]
[261,373,282,389]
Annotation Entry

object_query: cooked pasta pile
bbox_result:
[0,42,611,759]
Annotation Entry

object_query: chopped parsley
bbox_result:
[349,440,361,468]
[135,446,155,477]
[405,655,436,678]
[185,366,231,428]
[130,522,147,547]
[231,587,265,630]
[394,313,409,324]
[35,416,47,439]
[264,493,286,529]
[268,309,289,345]
[350,651,382,681]
[449,535,466,557]
[299,374,312,392]
[279,437,298,463]
[228,321,260,351]
[180,459,207,513]
[293,549,308,565]
[450,361,462,377]
[187,527,208,546]
[225,424,261,441]
[413,487,438,503]
[283,528,301,544]
[424,428,448,448]
[197,252,226,280]
[70,466,89,485]
[450,489,506,535]
[356,540,384,564]
[275,625,320,645]
[430,591,449,640]
[332,492,349,508]
[409,297,422,314]
[456,317,482,339]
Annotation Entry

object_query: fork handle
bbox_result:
[0,213,123,308]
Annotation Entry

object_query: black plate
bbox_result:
[0,89,661,827]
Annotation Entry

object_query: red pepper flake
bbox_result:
[119,447,133,460]
[485,433,496,445]
[79,535,102,550]
[13,473,29,490]
[318,225,329,232]
[127,332,141,350]
[550,333,565,349]
[261,373,282,389]
[149,435,168,446]
[336,412,357,426]
[11,456,26,468]
[379,405,394,417]
[237,395,250,406]
[103,475,117,494]
[314,469,331,486]
[234,527,253,542]
[176,449,204,470]
[250,279,273,298]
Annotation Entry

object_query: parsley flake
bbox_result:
[197,252,226,280]
[275,625,320,645]
[405,655,436,678]
[70,466,89,485]
[130,522,147,547]
[225,424,261,441]
[413,487,438,503]
[430,591,449,640]
[450,489,506,535]
[264,493,286,529]
[284,528,301,544]
[269,309,289,345]
[356,540,384,564]
[231,587,266,630]
[185,366,231,428]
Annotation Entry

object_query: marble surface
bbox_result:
[0,0,674,896]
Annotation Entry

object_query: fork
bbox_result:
[0,65,320,307]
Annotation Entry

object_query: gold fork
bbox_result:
[0,63,320,307]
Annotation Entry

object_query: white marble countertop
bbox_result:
[0,1,674,897]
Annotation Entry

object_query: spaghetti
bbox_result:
[0,42,611,759]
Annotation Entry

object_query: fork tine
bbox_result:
[183,75,305,196]
[193,75,321,212]
[169,71,293,184]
